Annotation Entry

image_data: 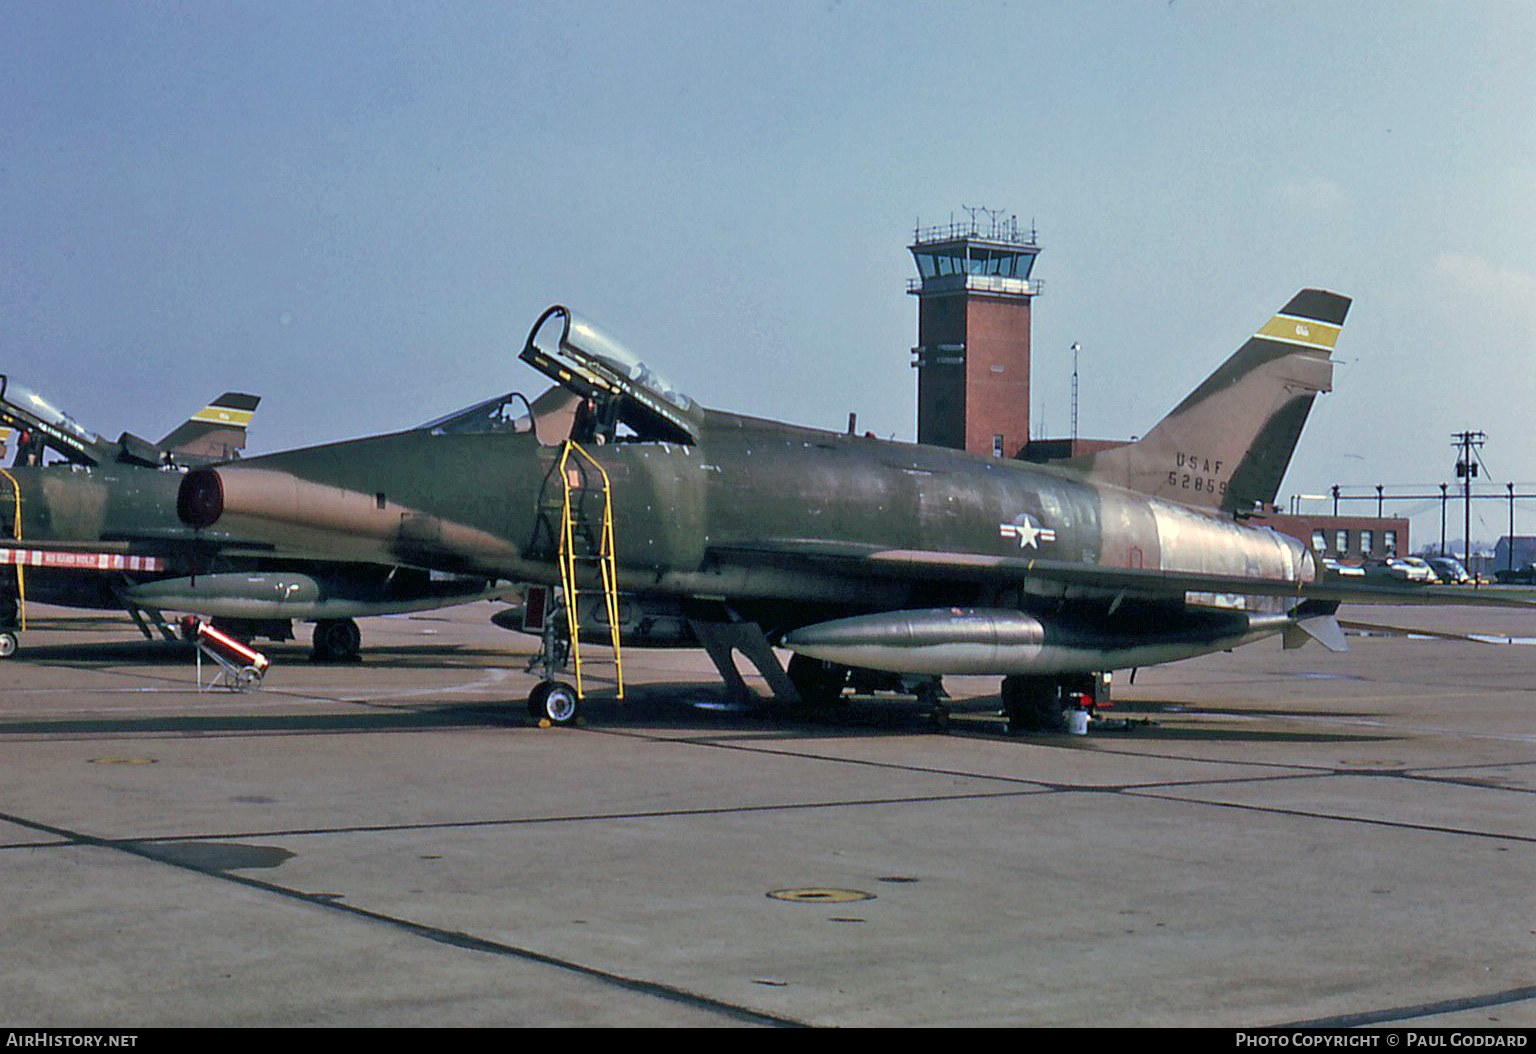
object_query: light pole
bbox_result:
[1070,342,1081,445]
[1510,482,1517,573]
[1439,483,1448,557]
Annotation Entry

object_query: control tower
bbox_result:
[908,209,1041,457]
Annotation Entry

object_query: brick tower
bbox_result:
[909,210,1041,457]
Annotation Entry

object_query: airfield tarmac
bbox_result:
[0,600,1532,1028]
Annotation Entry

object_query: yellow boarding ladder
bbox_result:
[555,441,623,700]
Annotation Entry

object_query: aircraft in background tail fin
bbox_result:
[159,392,261,464]
[1,378,260,469]
[1066,289,1349,515]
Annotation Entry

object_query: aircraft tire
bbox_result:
[1000,675,1029,733]
[1002,675,1067,734]
[528,681,580,725]
[1033,686,1069,734]
[311,619,362,662]
[0,631,15,658]
[916,681,949,733]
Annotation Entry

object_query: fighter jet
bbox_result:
[2,381,260,470]
[0,376,509,659]
[171,291,1530,728]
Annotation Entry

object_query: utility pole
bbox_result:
[1453,431,1486,571]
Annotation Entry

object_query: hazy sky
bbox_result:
[4,1,1533,546]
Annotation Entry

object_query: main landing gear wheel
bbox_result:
[786,654,850,707]
[0,631,16,658]
[915,680,950,732]
[311,618,362,663]
[1001,675,1068,734]
[527,681,581,726]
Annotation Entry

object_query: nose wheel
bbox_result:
[527,680,581,726]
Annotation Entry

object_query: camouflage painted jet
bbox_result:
[172,291,1529,728]
[0,376,509,659]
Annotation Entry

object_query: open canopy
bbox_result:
[518,305,702,446]
[0,375,111,466]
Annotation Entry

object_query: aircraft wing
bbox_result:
[1,541,170,574]
[1336,620,1531,644]
[710,540,1536,609]
[1296,577,1536,608]
[0,529,284,573]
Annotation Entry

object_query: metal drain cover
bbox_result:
[767,888,875,904]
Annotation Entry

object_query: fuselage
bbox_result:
[0,463,188,609]
[1,460,499,621]
[2,462,186,548]
[203,407,1312,635]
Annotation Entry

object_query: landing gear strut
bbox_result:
[0,562,18,658]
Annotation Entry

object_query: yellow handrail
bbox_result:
[0,468,24,631]
[555,441,623,700]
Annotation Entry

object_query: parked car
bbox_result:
[1321,557,1365,578]
[1426,556,1471,584]
[1494,564,1536,585]
[1362,557,1436,583]
[1396,556,1441,583]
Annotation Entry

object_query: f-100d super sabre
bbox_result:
[173,291,1531,728]
[0,375,511,659]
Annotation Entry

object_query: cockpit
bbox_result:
[418,391,536,437]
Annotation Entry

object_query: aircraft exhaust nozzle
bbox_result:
[178,466,394,536]
[177,469,226,528]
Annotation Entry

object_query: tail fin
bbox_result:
[1068,289,1350,514]
[159,392,261,463]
